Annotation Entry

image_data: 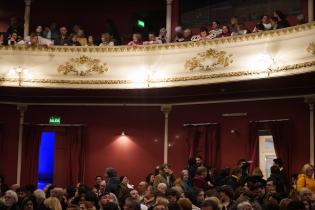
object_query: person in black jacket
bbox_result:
[224,167,242,190]
[105,167,120,195]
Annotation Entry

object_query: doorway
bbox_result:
[37,132,56,189]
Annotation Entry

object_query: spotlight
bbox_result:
[121,131,126,136]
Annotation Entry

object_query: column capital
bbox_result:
[161,105,172,115]
[24,0,32,6]
[166,0,173,5]
[305,97,315,105]
[17,104,28,113]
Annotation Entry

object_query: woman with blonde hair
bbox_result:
[296,163,315,193]
[44,197,62,210]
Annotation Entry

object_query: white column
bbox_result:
[310,103,314,165]
[161,105,172,164]
[166,0,173,43]
[309,0,314,22]
[17,105,27,185]
[24,0,32,39]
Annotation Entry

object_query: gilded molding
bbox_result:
[0,22,314,53]
[307,42,315,55]
[57,55,108,76]
[184,48,233,71]
[1,60,314,86]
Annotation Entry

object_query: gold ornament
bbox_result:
[57,55,108,76]
[185,48,233,71]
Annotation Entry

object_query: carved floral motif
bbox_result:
[185,48,233,71]
[58,55,108,76]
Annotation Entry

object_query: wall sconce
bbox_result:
[7,66,29,87]
[230,129,239,135]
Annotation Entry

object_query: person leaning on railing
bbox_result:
[296,163,315,193]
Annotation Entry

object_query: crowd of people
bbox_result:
[0,11,307,48]
[1,157,315,210]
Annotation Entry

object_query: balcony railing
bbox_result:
[0,22,315,89]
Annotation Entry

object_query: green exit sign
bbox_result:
[137,20,145,28]
[49,116,61,124]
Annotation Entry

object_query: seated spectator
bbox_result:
[157,28,167,44]
[173,26,184,42]
[69,34,81,46]
[18,33,53,47]
[123,197,141,210]
[166,189,180,204]
[273,10,289,29]
[220,26,231,37]
[142,186,155,208]
[201,199,219,210]
[44,197,62,210]
[7,32,18,46]
[6,17,23,40]
[87,35,95,46]
[77,29,87,46]
[270,17,279,30]
[253,15,271,32]
[55,26,70,46]
[1,190,19,210]
[174,169,192,193]
[0,33,6,46]
[192,166,211,191]
[231,24,248,36]
[236,201,252,210]
[297,164,315,193]
[183,28,192,42]
[191,27,210,41]
[217,185,235,210]
[137,181,148,201]
[296,14,306,25]
[209,20,222,38]
[188,188,205,209]
[224,167,241,190]
[20,196,37,210]
[177,198,192,210]
[99,33,114,46]
[252,23,265,33]
[33,190,46,210]
[229,16,240,34]
[43,22,59,42]
[35,25,43,37]
[246,167,266,186]
[154,164,176,190]
[128,33,143,46]
[143,32,162,45]
[261,15,272,30]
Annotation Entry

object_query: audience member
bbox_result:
[297,164,315,193]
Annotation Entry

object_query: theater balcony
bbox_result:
[0,22,315,104]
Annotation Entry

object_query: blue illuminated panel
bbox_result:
[37,132,55,189]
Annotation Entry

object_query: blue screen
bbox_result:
[37,132,55,189]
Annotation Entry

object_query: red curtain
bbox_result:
[0,124,4,174]
[269,120,292,186]
[248,120,292,180]
[21,125,43,185]
[185,124,221,169]
[66,126,86,186]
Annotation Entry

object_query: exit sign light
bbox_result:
[49,116,61,124]
[137,20,145,28]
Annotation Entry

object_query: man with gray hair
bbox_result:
[105,167,120,194]
[3,190,19,210]
[300,187,313,201]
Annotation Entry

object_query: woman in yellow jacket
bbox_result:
[296,163,315,193]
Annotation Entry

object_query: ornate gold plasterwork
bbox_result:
[307,42,315,55]
[57,55,108,76]
[1,60,314,86]
[0,22,314,53]
[185,48,233,71]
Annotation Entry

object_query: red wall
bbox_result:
[0,98,311,187]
